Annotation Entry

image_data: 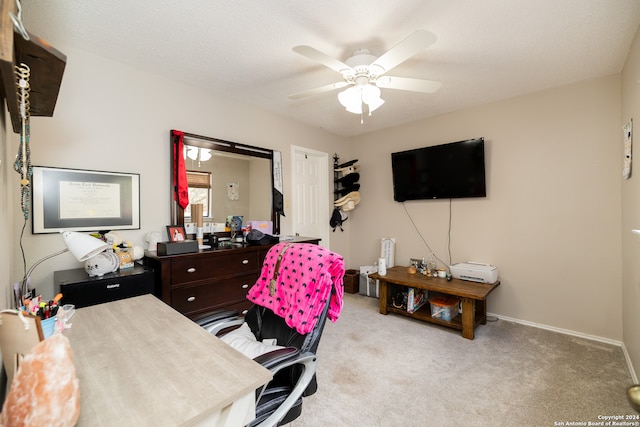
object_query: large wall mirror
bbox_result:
[170,131,279,235]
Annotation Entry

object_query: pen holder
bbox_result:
[40,317,57,339]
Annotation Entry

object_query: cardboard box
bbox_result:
[407,288,427,313]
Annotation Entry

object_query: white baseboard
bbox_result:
[622,343,639,384]
[489,312,637,383]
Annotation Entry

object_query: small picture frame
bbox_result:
[410,258,423,268]
[167,225,187,242]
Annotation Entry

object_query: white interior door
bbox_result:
[291,146,330,247]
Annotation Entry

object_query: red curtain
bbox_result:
[171,130,189,209]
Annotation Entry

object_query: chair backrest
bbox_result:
[0,311,44,387]
[247,242,345,336]
[245,293,331,354]
[245,242,344,397]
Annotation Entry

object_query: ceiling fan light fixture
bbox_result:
[346,104,362,114]
[338,86,363,113]
[186,147,199,161]
[361,84,380,103]
[199,149,212,161]
[338,84,384,115]
[366,93,385,113]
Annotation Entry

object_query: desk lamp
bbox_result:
[17,231,108,306]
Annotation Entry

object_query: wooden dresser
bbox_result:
[143,237,319,318]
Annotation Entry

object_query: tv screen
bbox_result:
[391,138,486,201]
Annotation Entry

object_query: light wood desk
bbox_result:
[65,294,271,426]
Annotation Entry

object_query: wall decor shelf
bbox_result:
[1,0,66,133]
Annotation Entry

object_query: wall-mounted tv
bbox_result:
[391,137,486,202]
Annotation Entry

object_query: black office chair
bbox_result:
[196,242,344,427]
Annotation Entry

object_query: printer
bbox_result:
[449,262,499,284]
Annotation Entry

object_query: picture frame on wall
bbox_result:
[167,225,187,242]
[31,166,140,234]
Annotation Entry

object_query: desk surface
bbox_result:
[65,294,271,426]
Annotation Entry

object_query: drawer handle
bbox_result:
[186,296,196,302]
[187,267,196,273]
[241,309,248,315]
[241,259,249,265]
[241,284,249,289]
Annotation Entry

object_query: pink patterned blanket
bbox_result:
[247,243,345,334]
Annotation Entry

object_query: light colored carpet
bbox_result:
[294,293,635,426]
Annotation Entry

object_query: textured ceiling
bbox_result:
[20,0,640,137]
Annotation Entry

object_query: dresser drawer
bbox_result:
[171,252,259,284]
[224,299,254,317]
[171,275,254,315]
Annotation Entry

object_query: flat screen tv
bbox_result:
[391,137,486,202]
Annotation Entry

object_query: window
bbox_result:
[185,171,211,218]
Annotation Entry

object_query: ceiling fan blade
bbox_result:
[370,30,437,75]
[288,81,349,99]
[376,76,441,93]
[293,45,352,74]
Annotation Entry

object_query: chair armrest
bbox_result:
[193,310,244,336]
[253,351,318,427]
[253,347,299,370]
[192,309,238,326]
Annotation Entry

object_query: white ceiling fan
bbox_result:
[289,30,441,118]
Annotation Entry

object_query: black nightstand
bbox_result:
[54,264,155,308]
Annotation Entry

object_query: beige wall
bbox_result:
[621,26,640,381]
[7,46,349,300]
[349,75,623,341]
[1,107,12,308]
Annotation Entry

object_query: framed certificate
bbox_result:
[31,166,140,234]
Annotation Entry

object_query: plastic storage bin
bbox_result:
[429,295,460,322]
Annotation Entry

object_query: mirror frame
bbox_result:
[170,131,279,235]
